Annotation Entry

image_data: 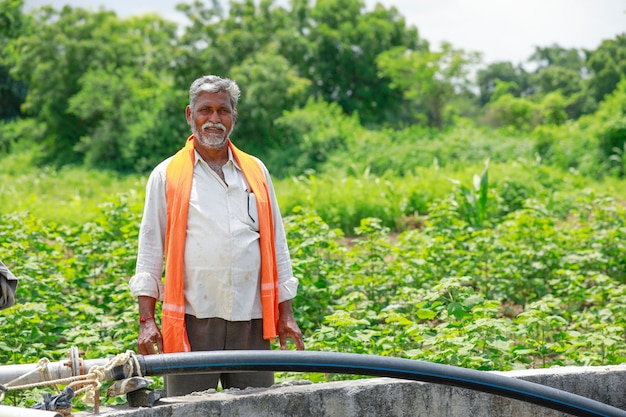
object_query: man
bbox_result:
[0,260,18,311]
[129,75,304,396]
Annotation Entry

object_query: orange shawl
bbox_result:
[161,135,279,353]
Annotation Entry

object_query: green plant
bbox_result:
[448,159,491,229]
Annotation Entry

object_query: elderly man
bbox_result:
[130,75,304,396]
[0,260,17,311]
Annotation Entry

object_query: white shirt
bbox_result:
[129,148,298,321]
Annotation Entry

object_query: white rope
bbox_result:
[0,350,141,406]
[72,350,141,405]
[4,358,52,389]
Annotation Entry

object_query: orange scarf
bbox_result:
[161,135,279,353]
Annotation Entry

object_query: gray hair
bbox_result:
[189,75,241,113]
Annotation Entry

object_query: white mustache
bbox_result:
[202,121,226,132]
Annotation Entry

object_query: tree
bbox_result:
[68,67,185,172]
[476,62,530,106]
[173,0,293,91]
[305,0,422,126]
[528,44,584,71]
[585,34,626,104]
[230,44,311,155]
[174,0,422,133]
[534,66,582,97]
[0,0,29,122]
[581,78,626,178]
[478,45,588,120]
[527,44,585,115]
[7,5,179,167]
[377,42,480,129]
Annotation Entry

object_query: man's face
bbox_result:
[187,91,236,150]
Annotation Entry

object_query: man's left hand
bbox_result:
[277,300,305,350]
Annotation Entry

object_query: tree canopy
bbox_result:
[2,0,626,174]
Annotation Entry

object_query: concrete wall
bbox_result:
[78,365,626,417]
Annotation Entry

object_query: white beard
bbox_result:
[193,121,231,149]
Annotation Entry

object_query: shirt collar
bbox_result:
[193,145,242,171]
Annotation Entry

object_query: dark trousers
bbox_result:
[164,316,274,396]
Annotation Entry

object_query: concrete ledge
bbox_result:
[77,365,626,417]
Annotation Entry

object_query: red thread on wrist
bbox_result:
[139,316,154,323]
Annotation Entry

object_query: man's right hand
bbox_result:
[137,296,163,354]
[137,318,164,355]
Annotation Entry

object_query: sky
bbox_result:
[23,0,626,66]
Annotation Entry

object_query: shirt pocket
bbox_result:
[245,191,260,232]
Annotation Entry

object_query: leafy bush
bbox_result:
[291,193,626,370]
[267,98,362,177]
[0,200,140,365]
[484,93,541,131]
[538,91,571,126]
[534,78,626,178]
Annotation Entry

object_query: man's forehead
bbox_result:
[196,90,232,106]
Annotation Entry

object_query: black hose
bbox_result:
[135,350,626,417]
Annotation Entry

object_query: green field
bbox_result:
[2,0,626,409]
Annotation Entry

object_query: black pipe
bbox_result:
[133,350,626,417]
